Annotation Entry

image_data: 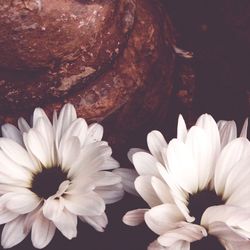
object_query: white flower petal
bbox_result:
[174,199,194,223]
[53,209,77,240]
[208,221,249,242]
[196,113,221,159]
[0,138,35,172]
[59,118,88,148]
[223,156,250,200]
[34,117,55,165]
[31,212,56,249]
[148,240,167,250]
[201,205,250,232]
[55,104,77,147]
[1,215,29,249]
[81,212,108,232]
[156,163,188,204]
[214,137,250,195]
[43,197,64,221]
[59,136,81,172]
[0,185,29,195]
[167,139,197,194]
[160,147,169,167]
[218,120,237,148]
[134,176,162,207]
[0,150,32,183]
[148,240,190,250]
[53,180,70,198]
[26,129,52,167]
[113,168,138,196]
[185,126,213,190]
[32,107,50,127]
[177,114,188,142]
[63,192,105,216]
[91,171,121,187]
[85,123,104,145]
[52,110,58,134]
[240,118,248,138]
[0,173,28,188]
[66,177,94,195]
[98,157,120,171]
[23,207,41,235]
[123,209,148,226]
[158,223,206,247]
[68,142,112,177]
[147,130,167,164]
[144,204,184,235]
[127,148,146,162]
[0,191,41,214]
[217,120,227,130]
[0,209,18,225]
[1,124,23,146]
[17,117,30,133]
[226,181,250,208]
[151,176,174,203]
[208,221,248,242]
[95,183,124,204]
[132,152,161,178]
[22,133,42,171]
[224,240,250,250]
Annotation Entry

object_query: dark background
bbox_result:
[1,0,250,249]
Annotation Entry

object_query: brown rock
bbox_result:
[0,0,136,106]
[0,0,175,158]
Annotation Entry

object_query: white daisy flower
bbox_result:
[123,114,250,250]
[0,104,123,249]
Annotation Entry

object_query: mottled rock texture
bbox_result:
[0,0,175,158]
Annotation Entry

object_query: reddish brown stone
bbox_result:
[0,0,136,106]
[0,0,175,158]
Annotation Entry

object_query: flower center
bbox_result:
[30,167,68,199]
[191,235,224,250]
[188,190,224,225]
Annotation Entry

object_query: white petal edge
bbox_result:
[80,213,108,232]
[134,176,162,208]
[1,124,23,146]
[113,168,138,196]
[123,209,149,226]
[240,118,248,138]
[1,215,29,249]
[144,204,184,235]
[177,114,188,142]
[147,130,167,164]
[31,212,56,249]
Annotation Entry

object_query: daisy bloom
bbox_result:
[123,114,250,250]
[0,104,123,249]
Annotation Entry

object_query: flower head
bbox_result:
[0,104,123,249]
[123,114,250,249]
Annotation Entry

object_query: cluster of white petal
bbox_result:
[123,114,250,250]
[0,104,124,249]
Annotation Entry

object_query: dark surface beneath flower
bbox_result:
[188,190,224,225]
[191,235,225,250]
[31,167,68,199]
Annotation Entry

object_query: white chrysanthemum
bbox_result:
[123,114,250,250]
[0,104,123,249]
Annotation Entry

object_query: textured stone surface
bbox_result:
[0,0,136,107]
[0,0,175,156]
[0,0,134,69]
